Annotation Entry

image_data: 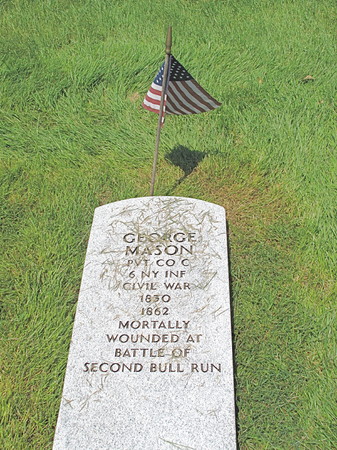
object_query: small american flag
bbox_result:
[143,55,221,120]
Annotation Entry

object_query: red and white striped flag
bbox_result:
[143,55,221,120]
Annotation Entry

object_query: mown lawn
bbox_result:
[1,0,336,448]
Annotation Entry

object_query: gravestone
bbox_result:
[53,196,236,449]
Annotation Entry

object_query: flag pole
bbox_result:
[149,26,172,196]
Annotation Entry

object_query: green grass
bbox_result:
[1,0,336,448]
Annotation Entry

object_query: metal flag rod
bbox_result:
[149,26,172,196]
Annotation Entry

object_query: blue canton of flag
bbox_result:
[143,55,221,119]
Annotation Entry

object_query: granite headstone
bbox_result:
[53,196,236,449]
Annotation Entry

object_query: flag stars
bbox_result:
[154,56,196,86]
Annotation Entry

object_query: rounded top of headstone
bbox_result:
[95,196,225,214]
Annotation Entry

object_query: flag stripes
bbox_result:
[142,55,221,119]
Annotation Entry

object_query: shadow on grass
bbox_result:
[226,219,240,448]
[165,145,207,195]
